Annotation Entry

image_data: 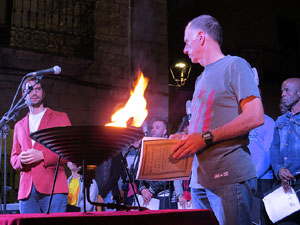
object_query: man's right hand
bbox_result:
[141,188,152,206]
[278,168,294,193]
[20,149,44,165]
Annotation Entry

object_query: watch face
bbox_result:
[202,131,213,145]
[202,132,212,140]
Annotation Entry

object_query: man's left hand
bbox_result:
[172,133,206,159]
[278,168,294,193]
[20,149,44,165]
[178,195,188,209]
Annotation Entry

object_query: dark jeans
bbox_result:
[191,188,211,210]
[192,178,257,225]
[19,184,67,214]
[157,196,177,209]
[276,211,300,225]
[253,179,275,225]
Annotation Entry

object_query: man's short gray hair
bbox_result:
[189,14,223,46]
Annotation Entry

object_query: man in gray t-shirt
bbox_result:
[171,15,264,225]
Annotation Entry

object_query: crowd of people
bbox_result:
[9,13,300,225]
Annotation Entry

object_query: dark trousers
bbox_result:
[253,179,275,225]
[276,179,300,225]
[157,196,177,209]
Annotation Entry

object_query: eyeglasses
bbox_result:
[23,87,42,93]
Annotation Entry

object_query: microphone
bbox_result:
[252,67,259,86]
[27,66,61,77]
[16,99,32,111]
[186,100,192,123]
[142,121,148,136]
[177,116,188,133]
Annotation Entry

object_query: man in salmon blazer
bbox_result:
[10,76,71,213]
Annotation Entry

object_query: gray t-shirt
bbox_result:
[189,55,260,188]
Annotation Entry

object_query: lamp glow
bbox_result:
[175,62,186,68]
[169,61,191,87]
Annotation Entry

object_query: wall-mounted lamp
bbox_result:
[169,62,191,87]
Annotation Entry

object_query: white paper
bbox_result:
[263,186,300,223]
[132,194,160,210]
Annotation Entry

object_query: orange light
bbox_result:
[105,71,149,127]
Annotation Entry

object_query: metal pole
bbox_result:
[2,125,10,214]
[0,130,3,213]
[46,155,62,214]
[128,0,132,77]
[83,160,86,213]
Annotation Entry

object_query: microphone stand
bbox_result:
[0,130,2,213]
[120,153,143,210]
[0,125,10,214]
[0,75,42,214]
[177,116,188,133]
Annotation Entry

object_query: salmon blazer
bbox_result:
[10,108,71,200]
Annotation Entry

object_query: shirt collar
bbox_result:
[286,110,300,118]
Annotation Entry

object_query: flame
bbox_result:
[105,71,149,127]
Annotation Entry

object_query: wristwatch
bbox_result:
[202,131,214,146]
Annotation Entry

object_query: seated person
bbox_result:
[67,161,99,212]
[95,154,122,211]
[139,180,176,209]
[174,179,192,209]
[138,119,177,209]
[119,139,141,205]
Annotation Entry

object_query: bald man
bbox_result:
[270,78,300,224]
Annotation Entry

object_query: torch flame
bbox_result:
[105,71,149,127]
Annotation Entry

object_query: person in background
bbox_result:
[10,76,71,213]
[247,68,275,225]
[279,98,290,115]
[171,14,264,225]
[270,78,300,224]
[119,139,141,206]
[67,162,98,212]
[139,119,177,209]
[95,154,122,211]
[175,113,210,211]
[173,113,193,209]
[173,180,192,209]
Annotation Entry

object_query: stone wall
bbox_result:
[0,0,169,202]
[0,0,169,129]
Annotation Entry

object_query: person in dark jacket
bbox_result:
[138,119,176,209]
